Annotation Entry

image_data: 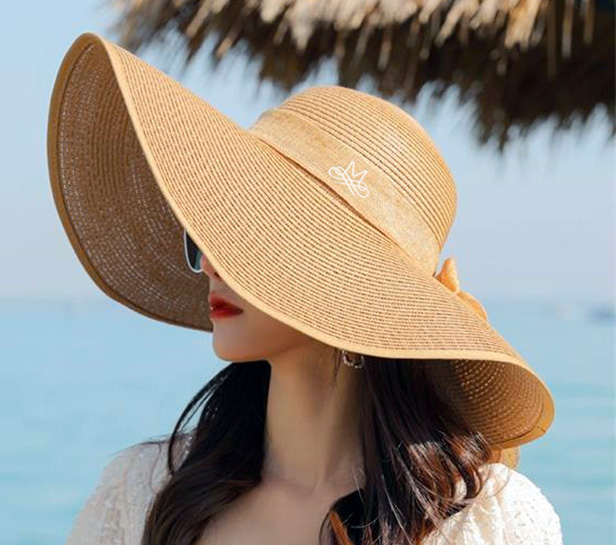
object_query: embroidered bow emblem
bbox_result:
[434,257,488,322]
[328,160,370,198]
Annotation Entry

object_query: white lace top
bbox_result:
[64,436,564,545]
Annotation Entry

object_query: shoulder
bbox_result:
[480,463,560,531]
[65,431,194,545]
[427,463,564,545]
[117,430,195,511]
[473,463,563,544]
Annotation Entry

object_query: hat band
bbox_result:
[248,107,441,274]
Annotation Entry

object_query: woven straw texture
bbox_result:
[47,32,554,450]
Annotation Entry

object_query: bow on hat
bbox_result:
[434,257,488,322]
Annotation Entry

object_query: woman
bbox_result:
[48,32,563,545]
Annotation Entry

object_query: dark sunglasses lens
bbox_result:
[183,229,203,272]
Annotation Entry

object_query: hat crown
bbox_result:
[274,86,458,252]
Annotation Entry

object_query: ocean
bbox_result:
[1,297,613,544]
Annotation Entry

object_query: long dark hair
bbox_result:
[140,351,506,545]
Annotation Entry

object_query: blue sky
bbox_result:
[1,0,614,304]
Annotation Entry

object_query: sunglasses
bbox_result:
[183,228,203,273]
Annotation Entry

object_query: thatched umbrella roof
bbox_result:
[104,0,614,150]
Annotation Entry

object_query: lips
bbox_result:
[208,294,242,312]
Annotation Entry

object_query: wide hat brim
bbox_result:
[47,32,554,451]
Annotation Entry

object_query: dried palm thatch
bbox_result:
[104,0,615,151]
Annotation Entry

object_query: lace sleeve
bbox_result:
[64,433,195,545]
[64,444,141,545]
[493,464,564,545]
[424,463,564,545]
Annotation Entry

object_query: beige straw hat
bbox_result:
[47,32,555,462]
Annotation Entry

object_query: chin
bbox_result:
[212,342,251,363]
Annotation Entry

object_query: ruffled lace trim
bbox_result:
[65,432,562,545]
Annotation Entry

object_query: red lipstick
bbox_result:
[208,294,243,318]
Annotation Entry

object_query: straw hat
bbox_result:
[47,32,555,460]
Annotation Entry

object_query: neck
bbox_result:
[261,344,364,496]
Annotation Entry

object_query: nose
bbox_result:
[199,253,222,280]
